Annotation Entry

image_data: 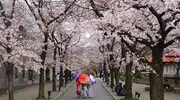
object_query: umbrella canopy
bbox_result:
[78,74,90,84]
[89,74,96,83]
[73,72,81,80]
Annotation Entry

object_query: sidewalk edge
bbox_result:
[53,81,75,100]
[98,79,117,100]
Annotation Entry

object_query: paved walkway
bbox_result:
[0,81,72,100]
[101,80,180,100]
[131,82,180,100]
[57,79,114,100]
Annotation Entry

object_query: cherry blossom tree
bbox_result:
[23,0,79,98]
[118,1,180,100]
[78,0,180,100]
[0,1,43,100]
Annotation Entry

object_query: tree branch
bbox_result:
[0,42,7,49]
[164,36,180,48]
[121,37,137,53]
[89,0,104,18]
[121,37,150,64]
[149,7,166,37]
[47,0,77,25]
[10,0,16,19]
[24,0,38,20]
[136,38,152,48]
[132,4,148,10]
[164,26,174,38]
[118,31,152,47]
[37,1,47,25]
[70,35,81,47]
[0,1,6,17]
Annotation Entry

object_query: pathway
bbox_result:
[0,81,72,100]
[101,80,180,100]
[131,82,180,100]
[57,79,114,100]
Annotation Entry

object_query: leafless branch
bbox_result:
[164,36,180,48]
[47,0,77,25]
[89,0,104,18]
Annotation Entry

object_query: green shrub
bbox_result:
[132,76,136,80]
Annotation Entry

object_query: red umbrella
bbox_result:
[78,74,90,84]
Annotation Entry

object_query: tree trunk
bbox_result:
[22,66,25,78]
[125,61,133,99]
[31,70,34,84]
[52,67,56,91]
[103,61,109,84]
[37,68,45,99]
[64,69,68,86]
[110,54,115,90]
[6,62,14,100]
[114,67,120,86]
[52,48,57,91]
[46,68,50,82]
[59,65,63,91]
[37,32,48,99]
[110,68,115,90]
[150,47,164,100]
[68,70,72,81]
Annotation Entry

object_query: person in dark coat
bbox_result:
[121,85,126,96]
[115,83,123,96]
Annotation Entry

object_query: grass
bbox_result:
[120,98,138,100]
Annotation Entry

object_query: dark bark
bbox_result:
[59,65,64,91]
[64,69,68,85]
[28,69,33,80]
[46,68,50,82]
[52,67,56,91]
[150,47,164,100]
[5,62,14,100]
[22,66,25,78]
[52,48,57,91]
[110,54,115,90]
[103,60,109,84]
[37,32,48,99]
[110,68,115,90]
[37,68,45,99]
[89,0,104,18]
[31,70,34,84]
[68,70,72,81]
[125,61,133,99]
[114,67,120,85]
[28,69,34,83]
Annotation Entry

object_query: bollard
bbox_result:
[48,90,51,100]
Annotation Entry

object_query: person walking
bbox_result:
[87,73,95,98]
[76,80,81,98]
[87,80,94,98]
[81,84,88,98]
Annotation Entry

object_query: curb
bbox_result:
[53,81,75,100]
[98,79,117,100]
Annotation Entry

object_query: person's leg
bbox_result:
[88,85,93,98]
[87,85,90,97]
[84,86,88,98]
